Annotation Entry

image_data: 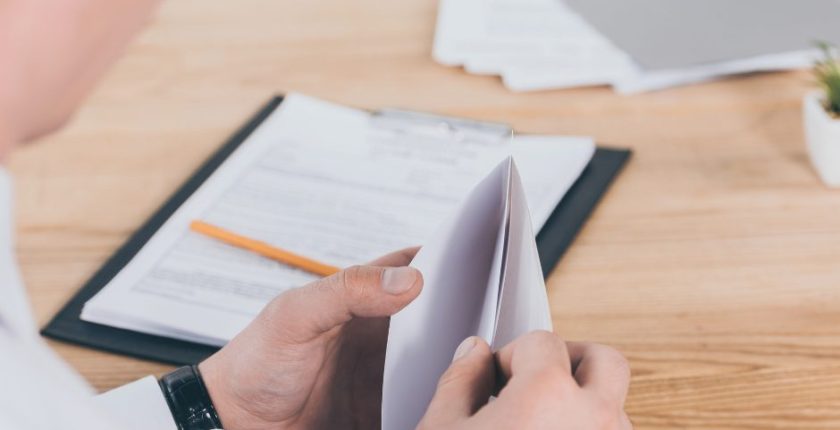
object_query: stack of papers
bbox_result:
[434,0,635,91]
[81,93,594,346]
[434,0,825,94]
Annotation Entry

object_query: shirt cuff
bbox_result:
[95,375,177,430]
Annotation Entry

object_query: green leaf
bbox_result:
[815,41,840,115]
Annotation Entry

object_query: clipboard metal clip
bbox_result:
[370,108,513,145]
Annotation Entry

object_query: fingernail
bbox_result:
[382,267,418,295]
[453,337,477,362]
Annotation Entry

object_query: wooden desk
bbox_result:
[9,0,840,428]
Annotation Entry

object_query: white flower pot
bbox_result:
[804,91,840,187]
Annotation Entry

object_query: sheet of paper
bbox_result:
[434,0,633,89]
[82,93,593,346]
[492,159,551,349]
[382,158,551,430]
[611,50,817,94]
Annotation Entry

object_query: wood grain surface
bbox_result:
[7,0,840,428]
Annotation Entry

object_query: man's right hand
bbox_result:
[418,331,632,430]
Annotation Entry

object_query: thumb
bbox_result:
[265,265,423,341]
[420,337,495,428]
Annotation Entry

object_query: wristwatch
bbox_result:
[159,365,225,430]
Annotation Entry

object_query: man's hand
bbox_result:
[199,247,423,430]
[199,247,631,430]
[419,331,633,430]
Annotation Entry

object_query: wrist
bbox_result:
[198,356,274,430]
[197,358,237,429]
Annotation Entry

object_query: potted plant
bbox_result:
[804,43,840,187]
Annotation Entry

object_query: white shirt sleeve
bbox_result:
[95,376,178,430]
[1,168,179,430]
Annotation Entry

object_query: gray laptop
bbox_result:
[564,0,840,70]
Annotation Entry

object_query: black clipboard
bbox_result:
[41,96,631,365]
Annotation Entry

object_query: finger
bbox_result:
[495,331,572,382]
[367,246,421,267]
[420,337,495,427]
[265,264,423,341]
[567,342,631,406]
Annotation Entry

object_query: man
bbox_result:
[0,0,632,429]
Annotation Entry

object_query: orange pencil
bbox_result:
[189,220,341,277]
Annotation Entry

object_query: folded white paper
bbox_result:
[382,157,552,430]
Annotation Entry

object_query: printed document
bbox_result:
[82,93,593,346]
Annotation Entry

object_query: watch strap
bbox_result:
[159,365,224,430]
